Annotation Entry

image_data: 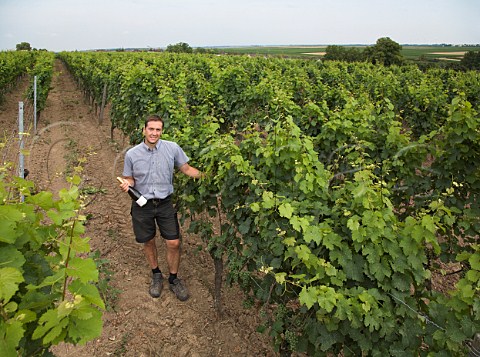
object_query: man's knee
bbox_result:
[166,238,181,250]
[143,238,156,249]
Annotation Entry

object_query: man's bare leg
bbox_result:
[144,238,159,269]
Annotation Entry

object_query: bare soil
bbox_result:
[0,60,276,357]
[428,51,466,55]
[302,52,326,56]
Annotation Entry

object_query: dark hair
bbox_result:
[144,114,164,128]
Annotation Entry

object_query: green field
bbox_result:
[213,44,480,60]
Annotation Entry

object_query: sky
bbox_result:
[0,0,479,52]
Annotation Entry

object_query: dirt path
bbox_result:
[1,60,275,357]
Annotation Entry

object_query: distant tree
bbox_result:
[166,42,193,53]
[16,42,32,51]
[365,37,403,66]
[323,45,342,61]
[460,51,480,71]
[323,45,364,62]
[194,47,218,54]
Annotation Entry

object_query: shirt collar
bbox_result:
[142,140,162,151]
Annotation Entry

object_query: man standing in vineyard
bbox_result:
[118,114,203,301]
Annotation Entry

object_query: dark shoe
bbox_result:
[149,273,163,298]
[169,278,189,301]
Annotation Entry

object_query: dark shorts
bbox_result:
[130,195,180,243]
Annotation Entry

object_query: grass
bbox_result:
[90,249,121,311]
[107,227,119,242]
[114,332,130,356]
[63,138,80,177]
[80,185,107,195]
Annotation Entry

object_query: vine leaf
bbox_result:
[0,320,24,357]
[66,257,99,283]
[278,203,293,219]
[0,267,24,302]
[299,286,317,309]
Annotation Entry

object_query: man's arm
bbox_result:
[179,163,203,179]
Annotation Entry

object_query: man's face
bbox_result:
[143,120,163,146]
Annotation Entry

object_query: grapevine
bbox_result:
[58,51,480,356]
[0,170,104,356]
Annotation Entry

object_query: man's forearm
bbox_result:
[180,164,203,179]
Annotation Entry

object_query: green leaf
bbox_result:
[295,245,312,263]
[0,222,17,244]
[422,215,437,234]
[456,279,475,299]
[469,252,480,270]
[261,191,275,209]
[66,258,99,283]
[46,209,76,226]
[304,225,321,244]
[318,329,336,352]
[69,280,105,309]
[70,234,91,253]
[0,267,24,302]
[282,236,296,247]
[291,216,310,233]
[250,202,260,212]
[31,269,65,290]
[72,220,86,236]
[15,309,37,324]
[347,216,360,232]
[67,308,102,344]
[0,205,24,222]
[3,301,18,313]
[318,286,338,313]
[69,175,82,186]
[456,251,471,262]
[364,309,381,332]
[70,304,93,321]
[59,186,79,201]
[57,300,75,319]
[0,320,24,357]
[299,286,317,309]
[238,217,252,235]
[278,203,293,219]
[26,191,55,210]
[343,254,365,281]
[33,309,63,341]
[353,182,368,198]
[275,272,287,284]
[391,272,411,291]
[59,234,91,259]
[0,246,25,270]
[323,232,342,250]
[43,317,68,344]
[466,270,480,283]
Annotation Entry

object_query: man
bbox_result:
[119,114,203,301]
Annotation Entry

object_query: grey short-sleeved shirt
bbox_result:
[123,140,189,199]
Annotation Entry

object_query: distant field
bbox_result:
[216,46,328,56]
[400,46,479,60]
[215,45,480,60]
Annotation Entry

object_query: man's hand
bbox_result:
[116,176,134,192]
